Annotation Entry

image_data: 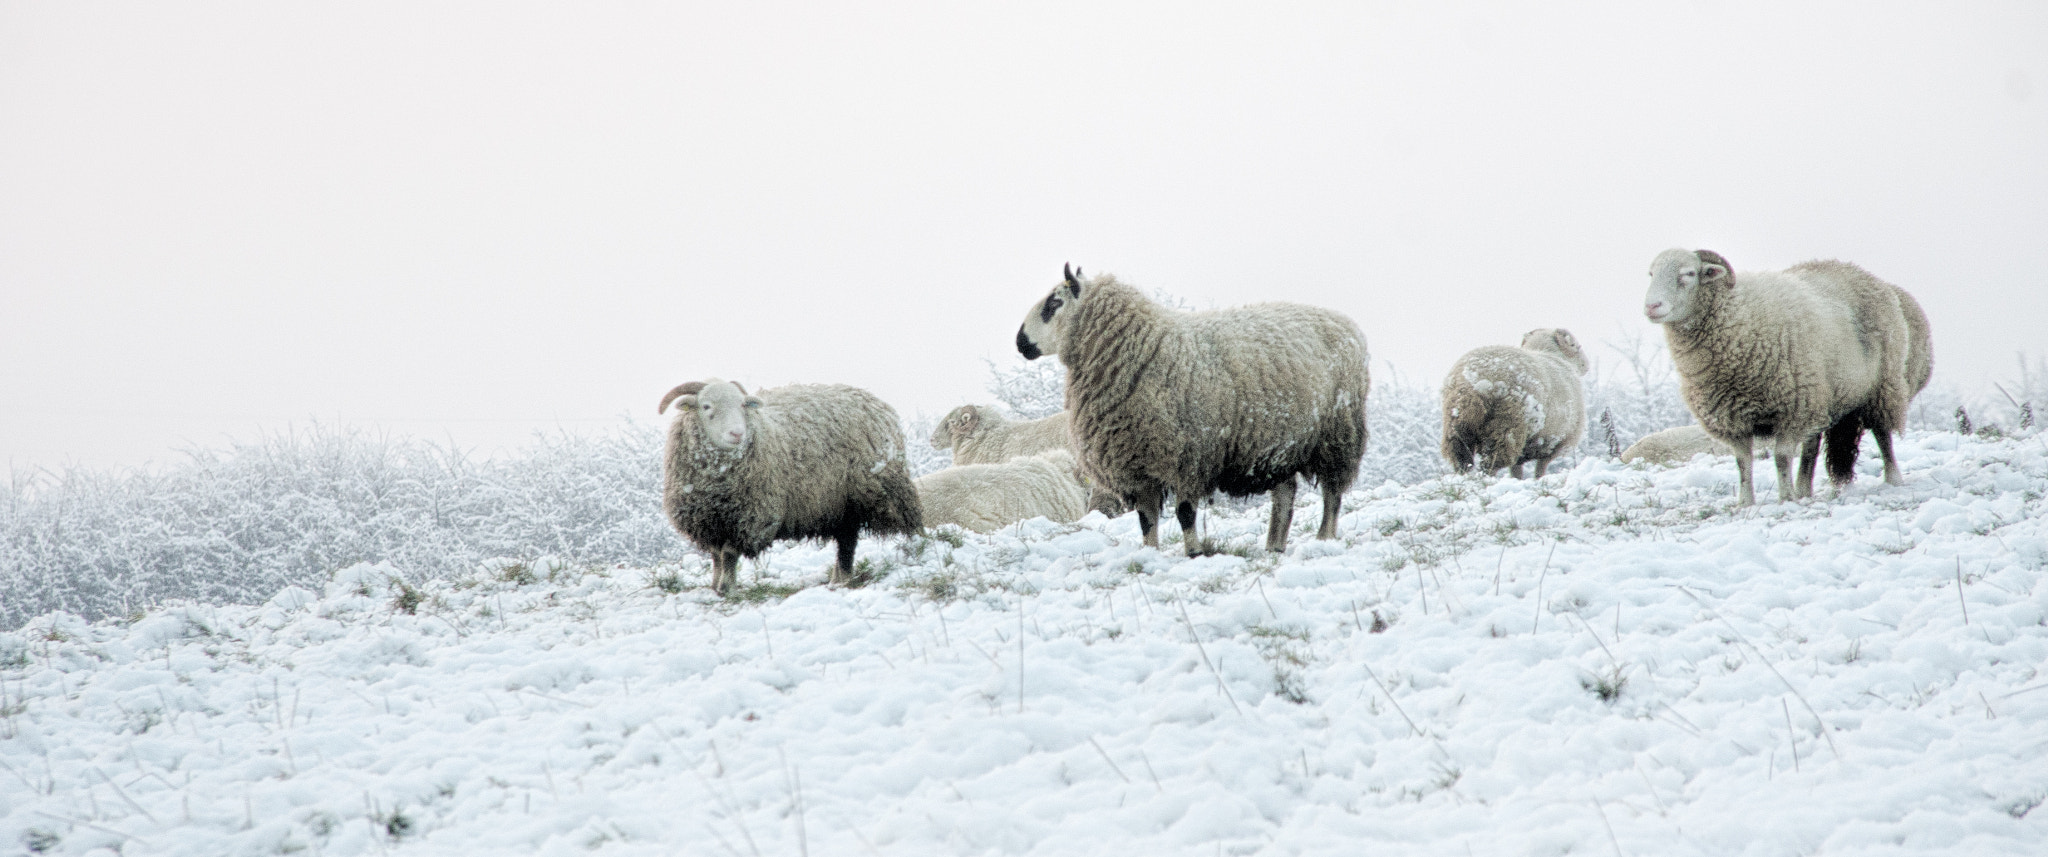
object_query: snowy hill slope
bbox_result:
[3,432,2045,855]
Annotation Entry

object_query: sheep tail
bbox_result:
[1823,410,1864,485]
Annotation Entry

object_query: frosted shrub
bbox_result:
[1,423,688,629]
[901,412,952,477]
[984,357,1066,420]
[1579,330,1696,457]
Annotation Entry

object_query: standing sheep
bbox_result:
[915,449,1091,533]
[931,405,1071,465]
[1439,328,1590,478]
[1015,265,1370,555]
[658,378,922,595]
[1644,249,1929,504]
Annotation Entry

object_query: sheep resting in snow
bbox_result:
[1439,328,1589,478]
[658,378,922,595]
[931,405,1071,465]
[1016,265,1369,555]
[1644,248,1932,504]
[930,404,1128,516]
[1620,425,1729,466]
[915,449,1092,533]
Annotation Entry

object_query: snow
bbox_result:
[4,432,2046,855]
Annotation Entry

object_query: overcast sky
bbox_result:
[4,2,2044,470]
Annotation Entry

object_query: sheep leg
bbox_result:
[1133,488,1165,549]
[1317,478,1343,541]
[1177,501,1202,556]
[832,527,859,586]
[1509,462,1527,479]
[1532,457,1552,479]
[1731,438,1756,506]
[711,547,739,597]
[1771,437,1801,502]
[1872,428,1904,486]
[1265,478,1297,553]
[1795,432,1823,499]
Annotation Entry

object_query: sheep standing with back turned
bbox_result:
[1015,265,1370,555]
[931,405,1071,465]
[1644,248,1930,504]
[658,378,922,595]
[1439,328,1589,478]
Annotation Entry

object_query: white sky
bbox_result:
[4,2,2044,470]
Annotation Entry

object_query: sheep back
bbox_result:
[663,383,922,560]
[1439,333,1587,475]
[1620,425,1728,466]
[934,405,1073,466]
[1057,276,1369,503]
[914,450,1090,533]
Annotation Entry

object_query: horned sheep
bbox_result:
[1439,328,1589,478]
[1015,265,1370,555]
[1644,248,1931,504]
[657,378,922,595]
[915,449,1092,533]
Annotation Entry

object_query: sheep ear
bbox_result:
[957,405,980,430]
[1552,330,1581,357]
[1694,249,1731,285]
[743,396,764,410]
[1064,263,1083,295]
[659,382,707,414]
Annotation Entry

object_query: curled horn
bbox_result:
[731,381,747,394]
[658,381,707,414]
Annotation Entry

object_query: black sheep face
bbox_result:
[1017,263,1086,360]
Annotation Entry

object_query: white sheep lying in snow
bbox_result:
[914,449,1092,533]
[1621,425,1729,466]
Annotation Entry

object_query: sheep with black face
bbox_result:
[658,378,922,595]
[1016,265,1370,555]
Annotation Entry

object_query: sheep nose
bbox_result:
[726,430,743,444]
[1644,301,1665,317]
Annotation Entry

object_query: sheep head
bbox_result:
[659,378,763,452]
[1521,328,1589,375]
[1016,263,1085,361]
[933,404,981,449]
[1645,248,1730,328]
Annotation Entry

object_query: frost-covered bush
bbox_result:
[1356,364,1448,487]
[1909,352,2045,436]
[0,423,687,629]
[901,412,952,477]
[984,357,1066,420]
[1579,330,1697,458]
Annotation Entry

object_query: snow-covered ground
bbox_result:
[4,432,2045,856]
